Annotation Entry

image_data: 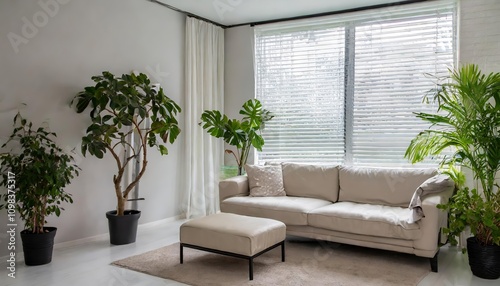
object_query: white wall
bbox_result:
[224,25,255,165]
[459,0,500,73]
[0,0,185,257]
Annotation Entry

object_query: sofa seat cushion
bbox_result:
[308,202,420,240]
[221,196,332,226]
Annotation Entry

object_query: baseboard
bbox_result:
[138,214,184,230]
[0,214,183,263]
[57,214,183,249]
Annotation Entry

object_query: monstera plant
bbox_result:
[72,71,181,245]
[200,99,273,175]
[405,64,500,279]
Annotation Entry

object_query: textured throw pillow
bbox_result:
[244,165,286,197]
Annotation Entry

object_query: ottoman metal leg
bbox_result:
[281,241,285,262]
[180,243,184,264]
[249,257,254,280]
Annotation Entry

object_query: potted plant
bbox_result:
[200,99,273,176]
[72,71,181,245]
[0,113,80,265]
[405,64,500,279]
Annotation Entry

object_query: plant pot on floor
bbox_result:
[467,236,500,279]
[106,210,141,245]
[21,227,57,266]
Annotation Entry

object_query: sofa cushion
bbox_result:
[245,164,286,197]
[308,202,420,240]
[339,166,437,207]
[221,196,332,225]
[282,163,339,202]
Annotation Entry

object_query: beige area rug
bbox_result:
[112,239,429,286]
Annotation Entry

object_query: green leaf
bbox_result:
[240,99,263,128]
[251,134,265,151]
[102,115,113,122]
[159,145,168,155]
[200,110,227,138]
[169,126,181,144]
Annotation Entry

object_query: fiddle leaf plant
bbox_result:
[0,113,80,233]
[72,71,181,216]
[200,99,273,175]
[405,64,500,247]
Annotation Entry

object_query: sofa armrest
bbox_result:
[219,175,249,205]
[413,188,453,257]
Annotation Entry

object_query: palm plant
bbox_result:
[200,99,273,175]
[405,64,500,247]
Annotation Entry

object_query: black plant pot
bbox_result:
[21,227,57,266]
[467,236,500,279]
[106,210,141,245]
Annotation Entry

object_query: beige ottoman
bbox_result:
[179,213,286,280]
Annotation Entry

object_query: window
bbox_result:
[255,1,455,167]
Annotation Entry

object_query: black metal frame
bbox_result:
[180,240,285,280]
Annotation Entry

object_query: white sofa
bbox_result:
[219,163,454,272]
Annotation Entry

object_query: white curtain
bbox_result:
[182,17,224,219]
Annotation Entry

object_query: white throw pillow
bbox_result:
[244,165,286,197]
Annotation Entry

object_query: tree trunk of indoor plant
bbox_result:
[238,166,243,176]
[467,236,500,279]
[21,227,57,266]
[106,210,141,245]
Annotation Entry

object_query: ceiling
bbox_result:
[157,0,413,27]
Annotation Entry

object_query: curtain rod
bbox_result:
[149,0,430,29]
[240,0,429,28]
[148,0,228,29]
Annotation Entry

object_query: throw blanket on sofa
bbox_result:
[408,174,455,223]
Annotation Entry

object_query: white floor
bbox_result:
[1,219,498,286]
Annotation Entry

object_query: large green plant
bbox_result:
[0,113,79,233]
[72,71,181,216]
[405,64,500,247]
[200,99,273,175]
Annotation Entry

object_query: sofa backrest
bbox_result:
[338,166,437,207]
[282,163,339,202]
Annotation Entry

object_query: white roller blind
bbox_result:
[255,1,456,166]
